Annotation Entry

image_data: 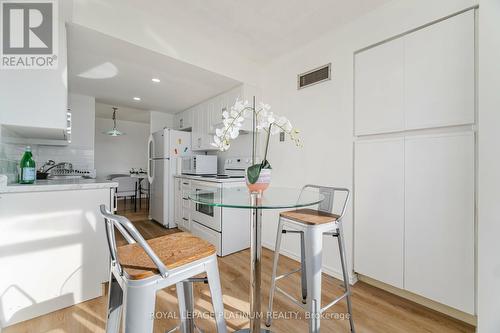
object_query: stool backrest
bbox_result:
[299,185,350,221]
[99,205,168,278]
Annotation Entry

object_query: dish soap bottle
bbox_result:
[19,146,36,184]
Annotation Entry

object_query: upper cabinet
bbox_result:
[355,38,405,135]
[354,10,475,135]
[0,2,68,141]
[175,108,193,131]
[404,11,475,129]
[175,84,260,151]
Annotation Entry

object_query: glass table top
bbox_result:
[188,186,325,209]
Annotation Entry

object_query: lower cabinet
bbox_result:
[354,132,475,314]
[354,138,405,288]
[404,133,474,314]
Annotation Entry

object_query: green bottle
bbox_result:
[19,146,36,184]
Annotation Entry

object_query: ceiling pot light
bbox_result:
[152,78,161,83]
[133,97,141,101]
[103,107,125,136]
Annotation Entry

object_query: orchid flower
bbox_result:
[211,98,301,184]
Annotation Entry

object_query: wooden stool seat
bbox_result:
[280,208,339,225]
[117,232,216,280]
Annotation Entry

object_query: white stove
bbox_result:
[182,157,253,182]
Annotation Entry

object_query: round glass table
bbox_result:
[189,186,325,333]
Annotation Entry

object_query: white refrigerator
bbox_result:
[148,128,191,228]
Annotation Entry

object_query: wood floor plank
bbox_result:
[4,204,475,333]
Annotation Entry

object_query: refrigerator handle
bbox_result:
[147,135,155,184]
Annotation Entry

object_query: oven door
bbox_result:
[191,181,222,232]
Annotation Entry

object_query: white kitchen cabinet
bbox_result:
[354,10,474,135]
[192,105,212,151]
[354,38,405,135]
[0,11,68,141]
[174,178,183,228]
[405,11,475,130]
[175,108,193,131]
[354,138,405,288]
[404,133,474,314]
[185,83,260,151]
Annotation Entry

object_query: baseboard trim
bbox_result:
[357,274,477,327]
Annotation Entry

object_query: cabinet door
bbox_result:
[174,178,182,226]
[354,138,405,287]
[404,133,474,314]
[354,38,405,135]
[191,106,203,150]
[405,11,474,129]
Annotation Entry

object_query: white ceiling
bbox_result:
[67,24,241,114]
[95,102,150,124]
[129,0,393,63]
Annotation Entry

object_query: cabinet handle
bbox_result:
[183,182,189,185]
[182,197,188,200]
[182,217,188,221]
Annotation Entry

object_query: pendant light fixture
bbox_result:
[104,107,125,136]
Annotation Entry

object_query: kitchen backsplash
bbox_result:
[0,142,94,184]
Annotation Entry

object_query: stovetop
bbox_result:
[200,174,245,179]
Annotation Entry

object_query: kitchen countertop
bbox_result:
[0,178,119,194]
[174,174,247,183]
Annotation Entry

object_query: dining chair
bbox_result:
[266,185,355,332]
[100,205,227,333]
[111,176,137,208]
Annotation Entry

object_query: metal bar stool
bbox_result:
[266,185,355,332]
[100,205,227,333]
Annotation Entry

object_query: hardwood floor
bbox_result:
[4,201,475,333]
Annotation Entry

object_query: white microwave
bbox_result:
[181,155,217,175]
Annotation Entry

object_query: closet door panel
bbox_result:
[405,10,475,130]
[355,38,405,135]
[404,132,475,314]
[354,138,405,287]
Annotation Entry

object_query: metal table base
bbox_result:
[235,193,275,333]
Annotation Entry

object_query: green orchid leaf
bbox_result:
[247,163,262,184]
[261,159,272,169]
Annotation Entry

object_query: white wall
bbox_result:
[94,118,149,178]
[477,0,500,331]
[259,0,477,284]
[150,111,174,133]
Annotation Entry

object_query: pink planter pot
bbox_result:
[246,168,272,193]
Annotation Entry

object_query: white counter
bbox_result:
[0,178,118,193]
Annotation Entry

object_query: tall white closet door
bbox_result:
[354,138,405,287]
[354,38,405,135]
[404,132,474,314]
[405,10,475,130]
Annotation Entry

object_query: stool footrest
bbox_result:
[320,291,349,313]
[275,268,301,281]
[276,286,307,310]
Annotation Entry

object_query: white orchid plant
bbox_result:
[212,99,301,184]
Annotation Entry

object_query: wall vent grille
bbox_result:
[297,63,331,89]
